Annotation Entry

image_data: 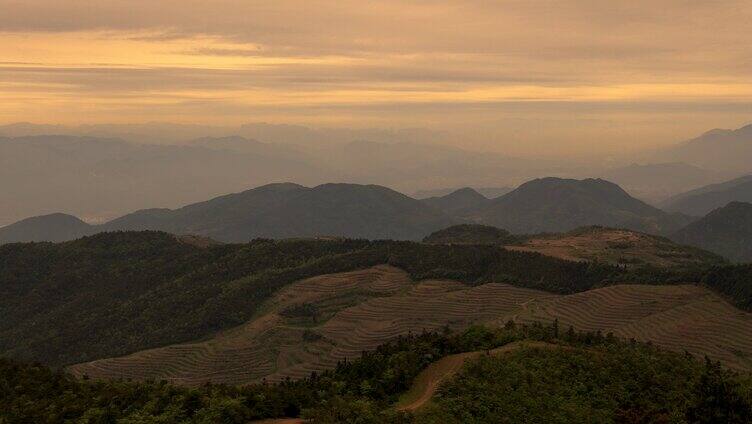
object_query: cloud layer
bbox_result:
[1,0,751,154]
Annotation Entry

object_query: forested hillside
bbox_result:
[2,230,751,369]
[3,323,750,423]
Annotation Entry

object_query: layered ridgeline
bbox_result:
[465,177,693,234]
[0,178,700,244]
[662,174,752,216]
[671,202,752,262]
[0,183,458,243]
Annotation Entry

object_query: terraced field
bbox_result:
[68,265,555,385]
[514,284,752,370]
[69,266,752,385]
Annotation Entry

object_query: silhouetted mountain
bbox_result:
[659,123,752,172]
[414,186,513,200]
[0,183,458,243]
[420,188,489,215]
[600,162,724,204]
[0,213,94,244]
[671,202,752,262]
[661,175,752,216]
[0,135,323,226]
[468,177,691,234]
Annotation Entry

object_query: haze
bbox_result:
[2,0,752,155]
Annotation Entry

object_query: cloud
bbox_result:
[0,1,750,154]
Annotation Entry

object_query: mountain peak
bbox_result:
[471,177,682,234]
[0,213,93,244]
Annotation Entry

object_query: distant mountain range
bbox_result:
[464,177,692,235]
[657,123,752,172]
[661,174,752,216]
[0,183,458,243]
[0,177,705,245]
[0,134,546,226]
[671,201,752,262]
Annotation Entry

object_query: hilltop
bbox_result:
[0,213,94,244]
[467,177,691,234]
[506,226,724,268]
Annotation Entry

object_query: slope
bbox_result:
[662,174,752,216]
[671,201,752,262]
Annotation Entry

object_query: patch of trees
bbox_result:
[415,340,752,423]
[3,322,750,423]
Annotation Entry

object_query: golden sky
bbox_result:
[1,0,751,154]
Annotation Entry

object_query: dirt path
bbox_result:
[395,341,559,412]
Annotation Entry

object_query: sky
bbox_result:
[1,0,751,155]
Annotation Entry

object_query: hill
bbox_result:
[0,213,94,243]
[468,177,691,234]
[671,202,752,262]
[104,183,458,242]
[423,224,519,245]
[0,232,385,366]
[506,226,724,268]
[662,174,752,216]
[419,188,489,215]
[69,266,752,386]
[0,183,459,243]
[411,337,752,423]
[414,186,512,199]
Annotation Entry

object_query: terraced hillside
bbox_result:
[68,266,556,385]
[70,265,752,385]
[513,284,752,370]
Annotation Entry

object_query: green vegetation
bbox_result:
[416,346,751,423]
[0,232,383,366]
[3,323,750,423]
[1,230,751,368]
[422,224,520,245]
